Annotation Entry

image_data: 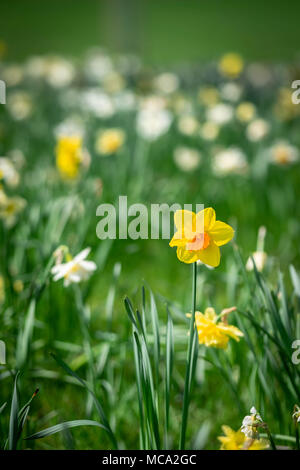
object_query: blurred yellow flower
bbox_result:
[95,129,125,156]
[236,102,256,123]
[170,208,234,266]
[13,279,24,293]
[198,86,219,106]
[0,189,26,227]
[219,53,244,79]
[274,87,300,121]
[56,136,82,179]
[187,307,243,349]
[218,425,269,450]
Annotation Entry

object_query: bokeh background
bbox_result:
[1,0,300,64]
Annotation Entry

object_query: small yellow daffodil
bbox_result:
[95,128,125,156]
[218,425,269,450]
[170,207,234,267]
[56,136,83,179]
[187,307,243,349]
[219,53,244,79]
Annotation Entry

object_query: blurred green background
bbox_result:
[1,0,300,64]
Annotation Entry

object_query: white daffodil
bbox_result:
[51,247,97,287]
[173,146,201,172]
[136,108,172,141]
[0,157,20,187]
[212,147,248,176]
[241,407,263,439]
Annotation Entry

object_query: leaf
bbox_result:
[51,353,117,449]
[8,372,20,450]
[25,420,105,440]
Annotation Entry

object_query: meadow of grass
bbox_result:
[0,47,300,450]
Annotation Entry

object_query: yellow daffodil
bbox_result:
[218,425,269,450]
[236,102,256,123]
[56,136,83,179]
[187,307,243,349]
[219,53,244,79]
[95,128,125,156]
[170,207,234,266]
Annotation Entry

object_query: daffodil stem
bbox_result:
[179,262,197,450]
[295,423,300,450]
[264,425,277,450]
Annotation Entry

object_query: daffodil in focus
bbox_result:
[187,307,243,349]
[218,425,269,450]
[95,128,125,156]
[292,404,300,423]
[170,207,234,267]
[56,136,83,179]
[218,53,244,79]
[51,247,97,287]
[241,407,263,439]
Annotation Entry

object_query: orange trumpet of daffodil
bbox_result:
[169,207,234,267]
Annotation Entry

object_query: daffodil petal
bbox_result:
[169,232,188,247]
[174,210,197,239]
[196,207,216,232]
[176,246,199,264]
[209,220,234,246]
[197,241,220,267]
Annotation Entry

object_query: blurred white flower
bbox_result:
[45,57,75,88]
[220,82,242,102]
[177,114,198,136]
[25,56,75,87]
[173,147,201,172]
[246,251,267,272]
[7,91,33,120]
[0,157,20,186]
[136,108,172,141]
[51,247,97,287]
[246,63,272,87]
[2,64,24,86]
[269,140,299,165]
[25,56,47,79]
[81,89,115,118]
[84,51,114,82]
[241,407,263,440]
[0,189,26,227]
[212,147,248,176]
[54,117,85,139]
[246,118,270,142]
[200,121,219,141]
[206,103,233,125]
[154,72,179,94]
[8,149,25,170]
